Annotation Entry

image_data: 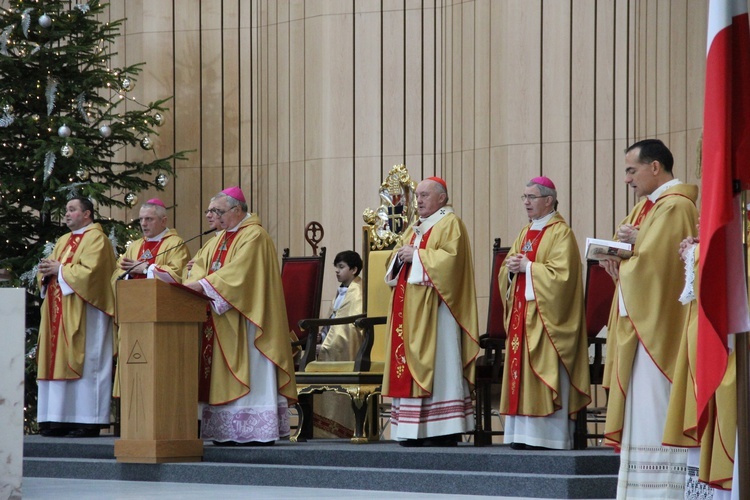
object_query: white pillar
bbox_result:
[0,288,26,500]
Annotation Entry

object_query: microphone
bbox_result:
[117,228,215,280]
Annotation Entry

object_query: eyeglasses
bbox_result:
[520,194,550,202]
[204,206,235,216]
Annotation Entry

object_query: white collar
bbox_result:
[648,179,681,203]
[530,211,556,230]
[227,214,250,233]
[71,223,93,235]
[415,205,454,234]
[145,228,169,242]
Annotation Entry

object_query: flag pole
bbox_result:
[738,191,749,498]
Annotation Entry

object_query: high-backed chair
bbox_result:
[574,259,616,448]
[474,238,510,446]
[280,222,326,364]
[292,164,416,443]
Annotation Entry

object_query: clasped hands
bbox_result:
[397,245,417,263]
[505,253,530,274]
[38,258,61,278]
[120,257,148,275]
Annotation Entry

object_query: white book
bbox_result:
[585,237,633,260]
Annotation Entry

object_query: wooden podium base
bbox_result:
[114,280,209,464]
[114,439,203,463]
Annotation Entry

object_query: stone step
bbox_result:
[24,437,618,499]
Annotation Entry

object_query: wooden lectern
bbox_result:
[114,279,207,463]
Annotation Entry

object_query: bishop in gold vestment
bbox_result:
[184,187,296,445]
[383,177,479,446]
[498,177,590,450]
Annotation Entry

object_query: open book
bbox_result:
[585,237,633,260]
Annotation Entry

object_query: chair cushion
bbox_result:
[304,360,385,373]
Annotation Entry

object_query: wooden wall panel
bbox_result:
[109,0,709,320]
[594,0,616,240]
[382,0,406,169]
[569,0,594,247]
[405,0,424,174]
[542,0,572,231]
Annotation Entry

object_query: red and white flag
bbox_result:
[697,0,750,437]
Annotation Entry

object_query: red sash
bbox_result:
[506,227,547,414]
[43,233,83,378]
[129,238,167,279]
[387,229,431,398]
[198,230,241,402]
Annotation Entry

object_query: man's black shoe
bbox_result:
[397,438,425,447]
[66,428,100,438]
[39,428,68,437]
[423,434,460,447]
[510,442,527,450]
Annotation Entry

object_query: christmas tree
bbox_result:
[0,0,188,432]
[0,0,187,285]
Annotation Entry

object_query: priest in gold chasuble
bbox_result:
[383,177,479,447]
[600,139,698,499]
[36,197,117,438]
[184,187,296,445]
[497,176,591,450]
[110,198,190,285]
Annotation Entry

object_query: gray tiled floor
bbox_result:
[22,478,523,499]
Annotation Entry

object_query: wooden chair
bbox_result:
[281,222,326,366]
[574,259,616,448]
[292,164,416,443]
[473,238,510,446]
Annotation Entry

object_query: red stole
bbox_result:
[43,233,83,378]
[129,238,167,279]
[387,228,432,398]
[198,229,241,402]
[633,199,655,228]
[506,226,548,414]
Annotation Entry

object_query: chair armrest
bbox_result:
[354,316,387,329]
[298,314,367,330]
[352,315,387,372]
[297,314,367,371]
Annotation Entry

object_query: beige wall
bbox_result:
[108,0,709,319]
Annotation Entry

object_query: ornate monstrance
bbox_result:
[362,164,418,250]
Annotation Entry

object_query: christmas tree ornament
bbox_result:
[140,137,152,150]
[57,124,71,138]
[31,114,40,122]
[153,112,164,126]
[60,143,74,158]
[21,8,32,38]
[76,168,89,180]
[3,104,13,114]
[125,192,137,207]
[38,14,52,28]
[120,77,134,92]
[155,173,169,187]
[99,124,111,138]
[43,151,56,181]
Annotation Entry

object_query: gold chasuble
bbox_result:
[497,212,591,418]
[110,229,190,286]
[184,214,297,405]
[664,244,737,491]
[37,223,116,380]
[602,183,699,447]
[382,211,479,398]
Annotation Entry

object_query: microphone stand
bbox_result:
[117,228,215,280]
